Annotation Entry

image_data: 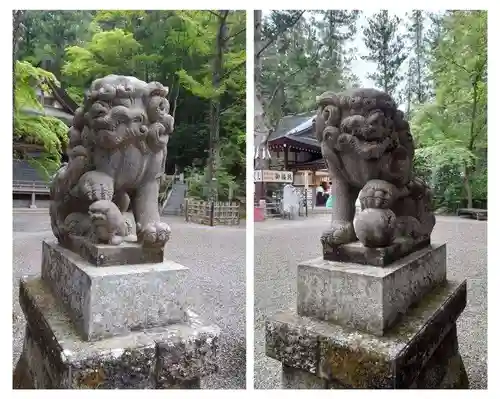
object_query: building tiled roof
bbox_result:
[269,112,319,152]
[12,159,46,182]
[269,112,316,141]
[21,106,74,126]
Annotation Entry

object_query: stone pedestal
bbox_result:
[14,240,220,389]
[265,243,469,389]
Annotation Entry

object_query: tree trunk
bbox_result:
[463,166,473,208]
[382,11,389,94]
[13,10,25,132]
[208,11,228,201]
[405,67,412,116]
[415,10,424,103]
[463,75,480,209]
[254,10,271,173]
[171,77,180,120]
[13,11,25,62]
[468,76,479,152]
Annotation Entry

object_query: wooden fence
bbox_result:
[184,199,240,226]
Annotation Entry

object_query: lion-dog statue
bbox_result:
[50,75,174,248]
[314,88,435,249]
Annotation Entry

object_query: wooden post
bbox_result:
[209,201,215,227]
[29,192,37,209]
[184,199,189,222]
[284,145,289,170]
[304,171,309,211]
[305,189,308,217]
[311,170,316,209]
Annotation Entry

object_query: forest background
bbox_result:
[13,10,246,202]
[256,10,487,211]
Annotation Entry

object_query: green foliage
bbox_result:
[362,11,407,97]
[158,173,173,205]
[14,10,246,192]
[65,86,85,105]
[406,11,430,105]
[63,29,142,86]
[259,10,360,122]
[17,11,98,77]
[13,60,68,177]
[185,165,241,202]
[411,11,487,209]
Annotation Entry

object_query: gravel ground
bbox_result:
[12,213,246,389]
[254,215,487,389]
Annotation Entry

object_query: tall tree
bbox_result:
[254,10,305,170]
[411,11,487,209]
[407,10,428,104]
[17,11,97,77]
[257,10,361,130]
[315,10,360,93]
[362,10,407,96]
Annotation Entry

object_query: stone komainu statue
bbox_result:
[315,88,435,248]
[50,75,174,248]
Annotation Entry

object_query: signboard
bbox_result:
[254,170,294,183]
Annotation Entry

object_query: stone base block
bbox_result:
[13,277,219,389]
[41,240,188,341]
[297,244,446,335]
[267,281,468,389]
[64,236,164,266]
[323,237,430,267]
[282,365,328,389]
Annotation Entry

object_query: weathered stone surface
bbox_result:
[282,365,327,389]
[266,281,467,388]
[156,377,201,389]
[13,351,33,389]
[64,235,164,266]
[439,353,469,389]
[15,277,219,389]
[40,240,189,341]
[409,325,468,389]
[298,244,447,335]
[265,319,319,374]
[323,236,431,266]
[156,318,219,384]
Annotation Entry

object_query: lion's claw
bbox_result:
[321,221,356,246]
[138,221,171,248]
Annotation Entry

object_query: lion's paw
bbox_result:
[321,220,356,246]
[138,221,171,248]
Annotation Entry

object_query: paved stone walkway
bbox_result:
[12,213,246,389]
[254,215,487,389]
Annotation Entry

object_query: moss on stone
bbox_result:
[324,346,391,388]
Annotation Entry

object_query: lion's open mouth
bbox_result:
[89,211,107,223]
[337,133,392,160]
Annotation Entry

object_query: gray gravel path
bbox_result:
[12,213,246,389]
[254,215,487,389]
